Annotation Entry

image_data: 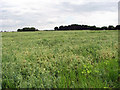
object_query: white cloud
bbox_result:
[0,19,21,26]
[0,0,119,31]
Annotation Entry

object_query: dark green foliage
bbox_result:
[17,27,39,32]
[115,25,120,30]
[54,24,120,30]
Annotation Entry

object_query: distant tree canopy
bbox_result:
[54,24,120,31]
[17,27,39,32]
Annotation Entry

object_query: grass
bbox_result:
[0,33,2,89]
[2,30,119,88]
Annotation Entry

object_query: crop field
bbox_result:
[2,30,119,88]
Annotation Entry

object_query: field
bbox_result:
[2,30,119,88]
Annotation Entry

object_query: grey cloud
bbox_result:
[55,2,117,13]
[0,0,118,31]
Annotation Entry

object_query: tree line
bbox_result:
[17,27,39,32]
[54,24,120,30]
[17,24,120,32]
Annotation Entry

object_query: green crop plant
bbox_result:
[2,30,119,88]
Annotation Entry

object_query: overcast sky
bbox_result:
[0,0,119,31]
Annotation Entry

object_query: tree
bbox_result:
[108,25,115,30]
[59,26,64,30]
[115,25,120,30]
[90,26,96,30]
[101,26,108,30]
[54,24,118,31]
[54,27,59,30]
[17,29,22,32]
[17,27,39,32]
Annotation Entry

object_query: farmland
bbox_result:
[2,30,119,88]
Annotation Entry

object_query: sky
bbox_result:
[0,0,119,31]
